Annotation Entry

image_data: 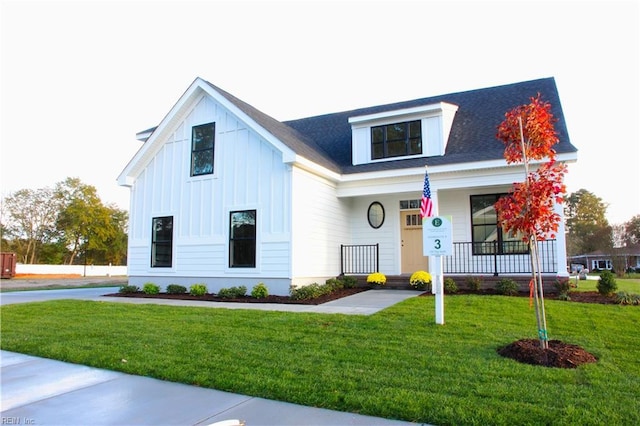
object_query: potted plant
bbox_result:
[367,272,387,287]
[410,270,432,291]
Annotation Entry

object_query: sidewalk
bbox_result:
[1,288,426,425]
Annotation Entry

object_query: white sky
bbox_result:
[1,0,639,224]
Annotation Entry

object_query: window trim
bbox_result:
[229,209,257,268]
[151,216,173,268]
[370,120,422,160]
[190,122,215,177]
[470,194,528,256]
[367,202,385,229]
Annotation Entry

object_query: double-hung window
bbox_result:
[229,210,256,268]
[471,195,527,255]
[371,120,422,160]
[191,122,215,176]
[151,216,173,267]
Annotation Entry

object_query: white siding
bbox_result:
[290,168,350,285]
[127,95,293,294]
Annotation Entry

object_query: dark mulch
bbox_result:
[104,287,367,305]
[498,339,597,368]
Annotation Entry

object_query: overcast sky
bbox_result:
[1,0,639,224]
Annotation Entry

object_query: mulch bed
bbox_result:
[105,287,367,305]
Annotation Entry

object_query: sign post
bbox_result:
[424,216,453,325]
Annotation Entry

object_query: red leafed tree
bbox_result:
[494,94,567,349]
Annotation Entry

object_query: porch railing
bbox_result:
[341,244,379,275]
[339,240,558,276]
[444,240,557,275]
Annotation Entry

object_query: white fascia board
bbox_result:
[199,80,297,162]
[348,102,458,124]
[288,156,342,182]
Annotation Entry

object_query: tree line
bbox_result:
[1,177,127,265]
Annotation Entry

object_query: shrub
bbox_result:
[465,276,482,291]
[218,286,247,299]
[409,270,432,291]
[340,275,358,289]
[553,278,575,294]
[495,278,519,296]
[325,278,344,292]
[189,283,208,296]
[142,282,160,295]
[615,291,640,305]
[367,272,386,286]
[119,284,139,294]
[251,282,269,299]
[444,277,458,294]
[290,283,323,300]
[597,270,617,296]
[166,284,187,294]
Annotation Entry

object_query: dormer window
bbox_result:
[371,120,422,160]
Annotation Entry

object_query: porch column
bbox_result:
[555,200,570,277]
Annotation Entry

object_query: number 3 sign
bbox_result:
[423,216,453,256]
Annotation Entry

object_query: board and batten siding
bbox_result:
[127,94,293,294]
[290,167,350,286]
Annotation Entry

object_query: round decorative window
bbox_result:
[367,202,385,229]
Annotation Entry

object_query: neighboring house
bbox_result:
[569,244,640,272]
[118,77,578,295]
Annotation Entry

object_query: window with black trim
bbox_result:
[367,202,385,229]
[229,210,256,268]
[151,216,173,267]
[191,122,215,176]
[371,120,422,160]
[471,194,527,255]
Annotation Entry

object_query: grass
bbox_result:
[571,277,640,293]
[1,296,639,425]
[0,283,124,293]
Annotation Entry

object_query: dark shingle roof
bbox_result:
[205,77,576,174]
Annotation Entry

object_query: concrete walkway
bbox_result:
[1,287,426,426]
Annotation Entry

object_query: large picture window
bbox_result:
[471,194,527,255]
[229,210,256,268]
[371,120,422,160]
[151,216,173,267]
[191,122,215,176]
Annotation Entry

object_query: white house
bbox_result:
[118,77,577,295]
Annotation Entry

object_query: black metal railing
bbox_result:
[443,240,557,275]
[341,244,379,275]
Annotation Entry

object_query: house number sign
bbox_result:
[423,216,453,256]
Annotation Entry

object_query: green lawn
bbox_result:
[1,296,638,425]
[572,276,640,293]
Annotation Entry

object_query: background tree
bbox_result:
[1,177,128,265]
[2,187,60,263]
[494,94,567,350]
[623,214,640,246]
[564,189,612,256]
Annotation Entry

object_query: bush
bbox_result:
[495,278,519,296]
[340,275,358,289]
[615,291,640,305]
[553,278,575,294]
[444,277,458,294]
[409,270,432,291]
[119,284,139,294]
[218,286,247,299]
[166,284,187,294]
[367,272,386,286]
[290,283,323,300]
[597,270,617,296]
[465,276,482,291]
[325,278,344,292]
[251,282,269,299]
[189,283,208,296]
[142,282,160,295]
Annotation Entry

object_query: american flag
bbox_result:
[420,168,434,219]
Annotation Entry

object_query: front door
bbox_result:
[401,210,428,273]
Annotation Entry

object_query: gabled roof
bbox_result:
[126,77,577,180]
